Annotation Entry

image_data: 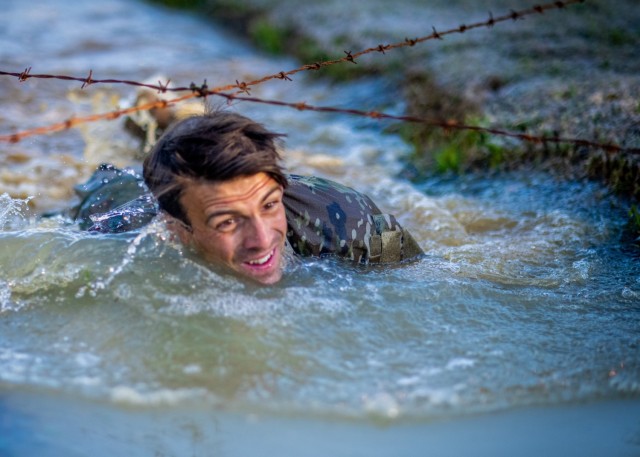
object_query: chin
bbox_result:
[254,270,283,285]
[239,265,282,285]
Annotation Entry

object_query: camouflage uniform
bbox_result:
[71,164,423,264]
[283,175,422,263]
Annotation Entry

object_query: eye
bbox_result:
[263,199,281,211]
[215,218,237,232]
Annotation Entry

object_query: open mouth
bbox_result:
[238,247,283,284]
[245,249,274,267]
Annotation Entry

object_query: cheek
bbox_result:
[193,232,235,262]
[274,209,288,235]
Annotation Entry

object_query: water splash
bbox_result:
[75,218,182,298]
[0,193,32,230]
[0,280,18,313]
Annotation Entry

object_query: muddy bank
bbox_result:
[155,0,639,200]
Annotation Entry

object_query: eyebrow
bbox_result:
[205,184,283,225]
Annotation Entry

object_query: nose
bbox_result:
[243,216,271,250]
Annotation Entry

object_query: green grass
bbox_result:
[393,117,510,176]
[249,19,291,54]
[149,0,202,9]
[607,28,636,46]
[627,205,640,245]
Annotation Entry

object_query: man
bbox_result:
[73,112,423,284]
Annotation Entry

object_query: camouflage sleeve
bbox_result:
[71,164,157,232]
[283,175,423,263]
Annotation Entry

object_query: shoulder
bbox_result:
[284,174,381,214]
[282,174,423,262]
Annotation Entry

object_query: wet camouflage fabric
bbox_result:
[284,175,423,263]
[71,164,157,232]
[71,165,423,263]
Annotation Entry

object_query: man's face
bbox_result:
[178,172,287,285]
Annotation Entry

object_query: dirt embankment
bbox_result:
[160,0,640,208]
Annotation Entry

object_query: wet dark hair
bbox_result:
[143,111,287,224]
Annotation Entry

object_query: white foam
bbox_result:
[110,385,215,407]
[446,358,476,370]
[362,392,400,419]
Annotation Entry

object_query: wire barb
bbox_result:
[157,79,171,93]
[235,79,251,95]
[190,80,210,97]
[344,50,357,64]
[488,12,495,27]
[510,10,524,20]
[81,69,94,89]
[18,67,32,82]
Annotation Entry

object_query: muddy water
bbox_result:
[1,0,639,455]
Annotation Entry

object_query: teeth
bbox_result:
[248,251,272,265]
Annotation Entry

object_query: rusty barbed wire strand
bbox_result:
[213,92,640,154]
[243,0,587,89]
[0,67,239,95]
[0,93,195,143]
[0,0,585,97]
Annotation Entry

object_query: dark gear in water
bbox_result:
[71,164,423,264]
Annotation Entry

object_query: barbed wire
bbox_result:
[1,87,637,154]
[0,0,586,99]
[2,0,633,155]
[0,0,585,97]
[215,92,639,154]
[0,93,194,143]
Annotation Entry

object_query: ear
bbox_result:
[163,214,193,246]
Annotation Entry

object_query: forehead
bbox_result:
[181,172,280,210]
